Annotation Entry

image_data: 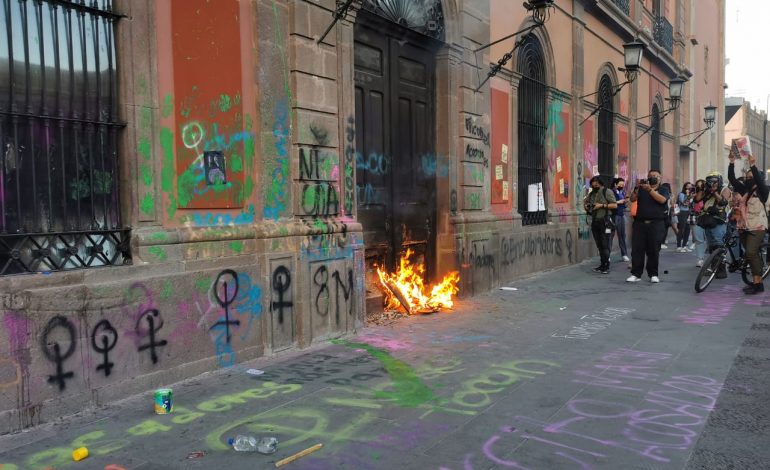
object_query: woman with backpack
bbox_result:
[728,152,769,294]
[691,179,707,266]
[676,182,695,252]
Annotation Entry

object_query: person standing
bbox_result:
[728,152,769,294]
[584,176,617,274]
[691,179,707,266]
[676,182,694,252]
[627,170,670,283]
[694,172,731,278]
[609,178,630,262]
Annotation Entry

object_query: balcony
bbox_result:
[653,15,674,55]
[610,0,630,15]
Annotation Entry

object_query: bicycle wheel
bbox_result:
[741,243,770,284]
[695,248,725,293]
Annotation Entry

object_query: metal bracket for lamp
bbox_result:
[578,77,631,126]
[317,0,362,44]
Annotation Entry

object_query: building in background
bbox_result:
[0,0,724,432]
[724,96,770,174]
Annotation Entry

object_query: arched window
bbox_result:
[597,75,615,182]
[650,103,661,171]
[517,34,548,226]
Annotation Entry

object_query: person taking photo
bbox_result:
[627,170,670,283]
[694,171,731,278]
[584,176,617,274]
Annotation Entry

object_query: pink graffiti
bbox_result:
[355,334,412,351]
[121,282,158,346]
[680,285,740,325]
[3,312,31,354]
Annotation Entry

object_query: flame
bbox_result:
[376,249,460,314]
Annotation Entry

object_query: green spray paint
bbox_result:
[331,340,437,408]
[140,164,152,186]
[150,232,168,242]
[140,193,154,216]
[219,94,232,113]
[160,280,173,300]
[229,241,244,253]
[162,94,174,118]
[137,137,152,161]
[160,127,178,219]
[148,246,167,262]
[230,153,243,172]
[140,107,152,131]
[195,277,211,294]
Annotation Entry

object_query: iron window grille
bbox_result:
[653,15,674,55]
[0,0,130,276]
[362,0,445,41]
[610,0,630,15]
[517,34,548,226]
[597,75,615,185]
[650,104,661,171]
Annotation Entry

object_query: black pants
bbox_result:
[591,219,611,269]
[676,211,691,248]
[631,219,665,277]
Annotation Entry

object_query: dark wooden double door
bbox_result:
[354,11,438,278]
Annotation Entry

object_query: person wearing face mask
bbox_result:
[694,171,731,278]
[728,152,769,294]
[609,178,630,262]
[676,182,695,252]
[691,179,707,266]
[584,176,618,274]
[626,170,670,283]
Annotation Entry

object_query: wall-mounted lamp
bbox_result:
[523,0,555,26]
[474,0,555,92]
[634,76,688,141]
[682,104,719,146]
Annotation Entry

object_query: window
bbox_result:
[597,74,615,183]
[517,34,548,226]
[650,103,661,171]
[0,0,129,275]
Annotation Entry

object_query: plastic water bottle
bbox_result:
[228,435,278,454]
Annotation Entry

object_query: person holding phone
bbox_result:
[627,170,670,283]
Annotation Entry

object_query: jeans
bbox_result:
[692,224,706,260]
[591,219,611,269]
[631,219,665,278]
[676,212,691,247]
[704,224,727,252]
[609,215,628,257]
[741,230,766,279]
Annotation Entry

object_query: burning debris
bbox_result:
[376,249,460,314]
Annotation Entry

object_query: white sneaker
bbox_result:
[661,244,669,249]
[650,276,660,283]
[622,256,630,262]
[676,247,683,253]
[689,243,695,250]
[626,275,642,282]
[696,259,704,267]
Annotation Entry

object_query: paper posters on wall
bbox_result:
[559,178,565,196]
[556,156,562,173]
[592,165,599,177]
[495,165,503,180]
[502,181,509,201]
[501,144,508,163]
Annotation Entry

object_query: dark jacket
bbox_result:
[728,163,769,203]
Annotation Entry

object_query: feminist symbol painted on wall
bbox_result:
[137,309,168,364]
[91,319,118,377]
[271,266,293,325]
[211,269,240,343]
[41,315,77,391]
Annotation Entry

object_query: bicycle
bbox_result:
[694,218,770,293]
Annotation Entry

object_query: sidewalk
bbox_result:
[1,248,767,469]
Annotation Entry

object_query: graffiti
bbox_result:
[420,153,449,177]
[41,316,76,391]
[91,319,118,377]
[450,360,559,409]
[332,268,354,324]
[571,348,672,392]
[299,147,338,181]
[0,292,28,310]
[264,100,290,220]
[465,144,488,167]
[357,182,379,205]
[136,309,167,365]
[271,266,293,325]
[552,307,634,339]
[470,242,495,269]
[465,117,490,146]
[313,265,330,317]
[300,218,351,261]
[309,123,329,146]
[189,204,256,227]
[344,116,355,215]
[300,182,339,216]
[565,229,574,262]
[356,152,390,176]
[450,189,457,213]
[679,286,739,325]
[210,270,240,344]
[501,232,566,267]
[465,191,482,210]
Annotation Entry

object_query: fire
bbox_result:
[376,249,460,314]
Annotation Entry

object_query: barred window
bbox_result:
[650,103,661,171]
[0,0,129,275]
[597,74,615,183]
[517,34,548,226]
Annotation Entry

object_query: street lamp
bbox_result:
[683,104,719,146]
[620,39,645,82]
[523,0,555,25]
[704,104,717,128]
[667,76,686,110]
